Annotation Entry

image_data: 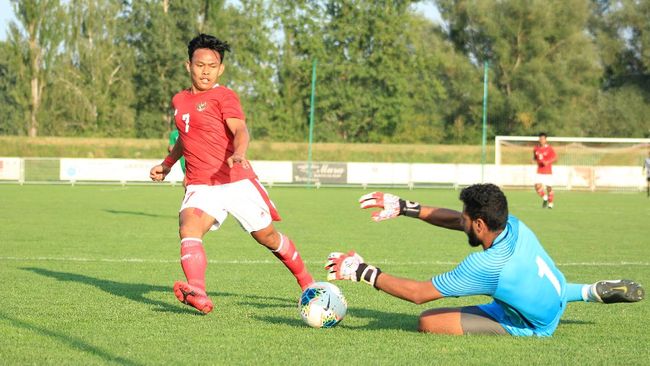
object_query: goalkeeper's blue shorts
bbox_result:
[478,299,566,337]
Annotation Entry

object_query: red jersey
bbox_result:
[172,85,257,185]
[533,144,556,174]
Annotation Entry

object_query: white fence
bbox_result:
[0,157,645,191]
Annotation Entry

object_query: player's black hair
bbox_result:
[459,183,508,232]
[187,33,231,62]
[538,132,548,138]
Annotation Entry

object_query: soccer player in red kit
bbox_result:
[150,34,314,314]
[533,132,557,209]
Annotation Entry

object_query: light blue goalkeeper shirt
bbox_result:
[432,215,567,336]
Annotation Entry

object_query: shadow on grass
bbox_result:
[22,267,234,315]
[254,306,420,331]
[559,318,595,325]
[0,310,143,366]
[236,293,297,310]
[256,307,596,332]
[103,209,176,218]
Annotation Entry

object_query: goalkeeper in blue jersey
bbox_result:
[326,184,644,337]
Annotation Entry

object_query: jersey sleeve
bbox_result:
[548,146,557,162]
[432,250,504,297]
[220,89,245,120]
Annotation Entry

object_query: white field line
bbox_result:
[0,256,648,267]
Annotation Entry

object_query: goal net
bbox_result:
[494,136,650,191]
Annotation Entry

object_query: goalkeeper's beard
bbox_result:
[466,228,482,247]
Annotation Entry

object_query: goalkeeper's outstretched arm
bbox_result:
[418,206,463,231]
[374,272,442,305]
[325,250,443,304]
[359,191,463,231]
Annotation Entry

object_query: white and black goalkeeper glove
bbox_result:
[359,191,421,222]
[325,251,382,288]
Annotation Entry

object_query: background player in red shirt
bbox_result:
[150,34,313,314]
[533,132,557,208]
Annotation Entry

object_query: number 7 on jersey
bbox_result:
[182,113,190,133]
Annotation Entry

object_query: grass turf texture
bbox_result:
[0,185,648,365]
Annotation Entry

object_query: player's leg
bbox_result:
[546,185,554,209]
[566,281,644,303]
[178,207,216,291]
[251,225,314,290]
[173,207,217,313]
[227,179,314,290]
[418,306,507,335]
[534,182,547,207]
[172,186,226,314]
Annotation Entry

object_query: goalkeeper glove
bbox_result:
[359,191,421,222]
[325,251,382,288]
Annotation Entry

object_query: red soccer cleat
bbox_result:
[173,281,214,314]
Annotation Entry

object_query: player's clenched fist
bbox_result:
[149,164,171,182]
[359,191,422,222]
[325,251,382,288]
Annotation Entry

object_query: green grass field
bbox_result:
[1,185,649,365]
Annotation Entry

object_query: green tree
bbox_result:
[127,0,202,138]
[0,40,26,135]
[9,0,65,137]
[591,0,649,88]
[314,1,420,142]
[50,0,136,137]
[438,0,602,136]
[270,0,326,141]
[274,0,456,143]
[392,11,482,144]
[588,0,649,137]
[202,0,281,141]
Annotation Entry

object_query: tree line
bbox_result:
[0,0,648,143]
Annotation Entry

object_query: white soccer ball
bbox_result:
[299,282,347,328]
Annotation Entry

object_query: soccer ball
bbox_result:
[299,282,347,328]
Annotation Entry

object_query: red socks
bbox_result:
[536,186,546,198]
[548,191,555,203]
[180,238,207,291]
[179,234,313,292]
[272,233,314,290]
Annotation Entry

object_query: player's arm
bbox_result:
[375,272,443,304]
[547,147,558,165]
[325,251,443,304]
[359,191,463,231]
[150,138,183,181]
[419,206,463,231]
[225,117,250,168]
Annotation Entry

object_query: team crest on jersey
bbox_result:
[196,101,207,112]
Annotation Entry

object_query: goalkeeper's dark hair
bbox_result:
[459,183,508,232]
[188,33,230,62]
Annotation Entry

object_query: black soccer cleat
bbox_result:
[542,200,548,208]
[593,280,645,304]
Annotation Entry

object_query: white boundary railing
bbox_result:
[0,157,646,191]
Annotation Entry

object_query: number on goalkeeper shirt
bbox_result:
[536,256,561,296]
